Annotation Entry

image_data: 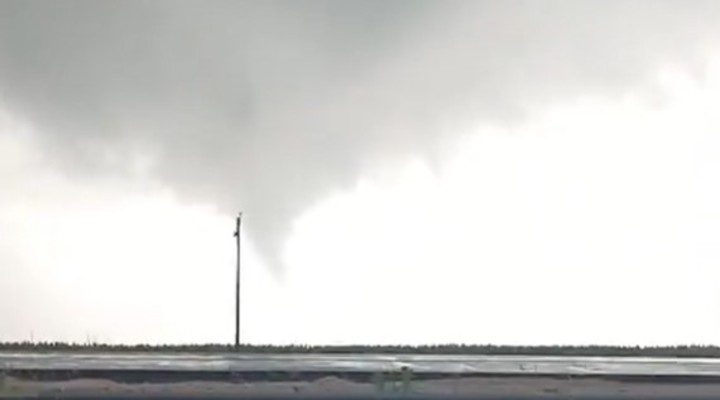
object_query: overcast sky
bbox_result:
[2,0,720,345]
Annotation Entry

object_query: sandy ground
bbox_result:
[3,375,720,398]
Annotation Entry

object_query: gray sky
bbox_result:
[2,1,720,345]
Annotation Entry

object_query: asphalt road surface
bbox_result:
[6,353,720,399]
[4,352,720,376]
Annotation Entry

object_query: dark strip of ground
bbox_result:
[7,369,720,384]
[6,370,720,400]
[5,395,720,400]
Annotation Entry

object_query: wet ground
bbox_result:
[5,353,720,399]
[4,352,720,376]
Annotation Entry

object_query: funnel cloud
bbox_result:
[0,1,718,271]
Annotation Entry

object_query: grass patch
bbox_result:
[2,342,720,358]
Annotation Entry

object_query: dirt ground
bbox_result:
[3,375,720,398]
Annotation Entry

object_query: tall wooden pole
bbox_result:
[234,212,242,347]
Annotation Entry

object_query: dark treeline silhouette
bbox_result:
[2,342,720,357]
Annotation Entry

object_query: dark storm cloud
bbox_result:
[0,0,718,271]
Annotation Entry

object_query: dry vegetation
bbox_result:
[2,342,720,357]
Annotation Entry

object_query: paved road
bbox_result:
[4,353,720,376]
[7,354,720,400]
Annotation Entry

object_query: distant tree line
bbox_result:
[2,342,720,357]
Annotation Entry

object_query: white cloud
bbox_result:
[279,55,720,345]
[3,50,720,347]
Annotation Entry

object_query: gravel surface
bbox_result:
[3,375,720,399]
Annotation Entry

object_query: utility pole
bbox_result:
[233,212,242,348]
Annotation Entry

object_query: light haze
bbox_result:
[1,1,720,345]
